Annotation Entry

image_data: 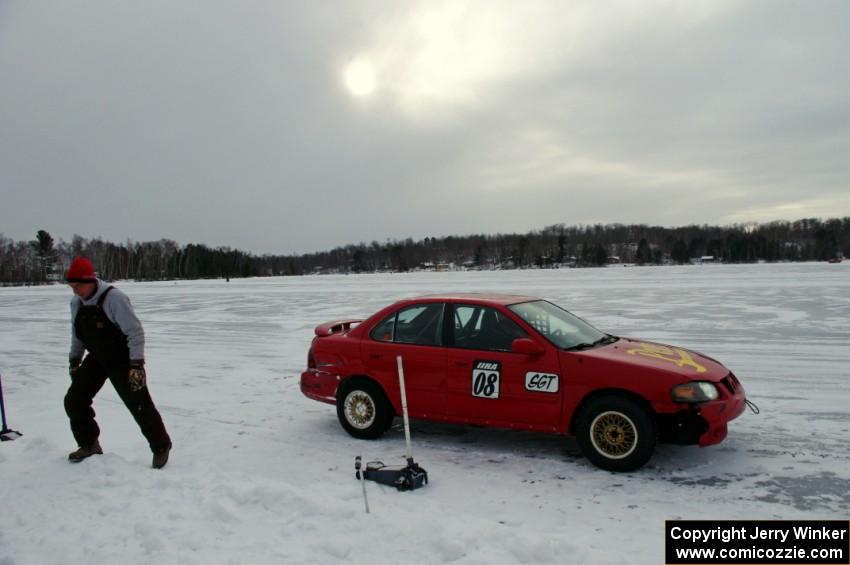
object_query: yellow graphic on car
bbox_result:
[626,343,706,373]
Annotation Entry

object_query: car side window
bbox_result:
[452,305,527,352]
[370,313,396,342]
[370,303,445,346]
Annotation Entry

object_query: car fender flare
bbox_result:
[568,388,655,436]
[337,375,398,417]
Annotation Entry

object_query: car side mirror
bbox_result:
[511,338,545,356]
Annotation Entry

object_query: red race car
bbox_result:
[301,294,747,471]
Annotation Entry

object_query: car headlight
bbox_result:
[671,381,719,402]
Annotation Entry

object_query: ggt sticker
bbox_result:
[472,360,500,399]
[525,372,559,393]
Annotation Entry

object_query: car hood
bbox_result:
[579,337,729,381]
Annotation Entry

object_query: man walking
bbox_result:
[64,257,172,468]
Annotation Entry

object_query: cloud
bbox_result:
[1,0,848,254]
[724,194,850,224]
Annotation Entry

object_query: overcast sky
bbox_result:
[2,1,849,255]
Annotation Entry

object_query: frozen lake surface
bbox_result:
[1,262,848,564]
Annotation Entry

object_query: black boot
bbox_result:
[152,444,171,469]
[68,441,103,462]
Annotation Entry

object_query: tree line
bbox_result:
[0,232,263,285]
[1,217,847,284]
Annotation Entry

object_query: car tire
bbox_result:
[575,395,656,472]
[336,378,395,439]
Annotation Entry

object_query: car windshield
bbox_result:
[508,300,612,350]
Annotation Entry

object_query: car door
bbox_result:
[446,303,563,429]
[361,302,447,420]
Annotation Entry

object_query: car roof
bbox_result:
[402,293,540,306]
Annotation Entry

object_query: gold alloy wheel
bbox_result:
[344,391,376,429]
[589,410,638,459]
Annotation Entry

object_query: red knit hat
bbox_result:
[65,257,97,282]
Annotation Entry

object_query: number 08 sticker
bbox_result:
[472,360,500,399]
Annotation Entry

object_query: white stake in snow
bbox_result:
[396,355,413,462]
[355,455,370,514]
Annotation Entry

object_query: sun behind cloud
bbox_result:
[343,58,377,97]
[337,4,568,119]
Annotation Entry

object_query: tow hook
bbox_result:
[745,399,760,414]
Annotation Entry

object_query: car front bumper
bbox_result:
[656,386,747,447]
[696,390,747,446]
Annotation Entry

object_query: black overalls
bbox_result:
[64,286,171,452]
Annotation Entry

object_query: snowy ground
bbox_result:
[1,263,848,565]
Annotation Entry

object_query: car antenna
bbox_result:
[354,355,428,495]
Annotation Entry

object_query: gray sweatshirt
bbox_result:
[69,279,145,361]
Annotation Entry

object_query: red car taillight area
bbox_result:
[301,336,349,405]
[305,337,346,373]
[312,351,344,372]
[301,345,341,405]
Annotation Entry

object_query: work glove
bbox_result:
[128,359,147,392]
[69,358,82,379]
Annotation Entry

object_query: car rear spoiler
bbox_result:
[315,319,362,337]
